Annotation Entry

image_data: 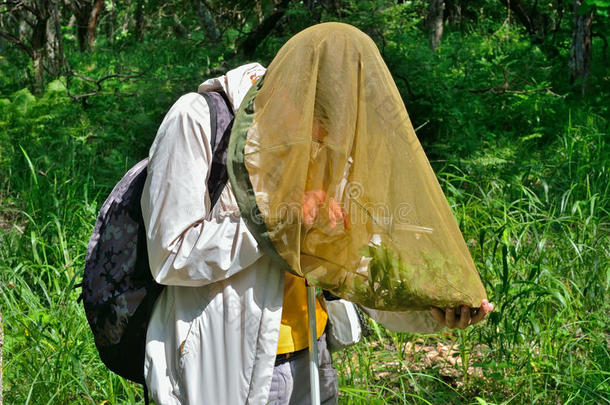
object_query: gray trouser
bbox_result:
[266,333,338,405]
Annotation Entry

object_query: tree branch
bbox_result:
[498,0,535,36]
[0,30,33,57]
[68,90,137,100]
[469,76,564,98]
[71,70,143,87]
[66,69,144,104]
[238,0,292,57]
[0,0,37,16]
[392,70,419,100]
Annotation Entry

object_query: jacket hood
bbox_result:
[198,62,266,110]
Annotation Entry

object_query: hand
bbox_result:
[303,190,349,230]
[430,299,494,330]
[303,190,326,228]
[328,197,350,230]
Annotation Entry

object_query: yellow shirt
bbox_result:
[277,272,328,354]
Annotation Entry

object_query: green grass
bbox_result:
[1,19,609,405]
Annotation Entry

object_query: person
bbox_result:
[141,61,335,404]
[141,23,492,405]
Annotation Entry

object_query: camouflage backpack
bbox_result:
[80,90,234,386]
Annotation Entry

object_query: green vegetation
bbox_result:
[351,243,478,311]
[1,0,608,403]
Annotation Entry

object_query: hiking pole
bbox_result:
[306,282,321,405]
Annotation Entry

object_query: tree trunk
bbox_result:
[0,1,56,92]
[46,3,57,65]
[193,0,220,42]
[87,0,104,49]
[46,0,64,77]
[427,0,444,50]
[134,0,145,42]
[444,0,462,25]
[331,0,343,17]
[304,0,322,22]
[75,3,92,52]
[569,0,593,95]
[31,6,49,93]
[69,0,104,51]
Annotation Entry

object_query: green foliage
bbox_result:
[583,0,610,16]
[0,0,609,403]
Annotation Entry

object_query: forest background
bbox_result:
[0,0,608,403]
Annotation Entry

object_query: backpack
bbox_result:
[80,90,234,385]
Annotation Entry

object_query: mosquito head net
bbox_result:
[228,22,487,311]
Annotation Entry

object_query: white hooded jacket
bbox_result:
[141,63,442,405]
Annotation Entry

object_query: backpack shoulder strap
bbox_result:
[199,90,234,208]
[200,92,218,150]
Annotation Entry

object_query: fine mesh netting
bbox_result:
[228,22,487,311]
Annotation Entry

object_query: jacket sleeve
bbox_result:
[141,92,263,286]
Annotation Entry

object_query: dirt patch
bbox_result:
[381,338,487,381]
